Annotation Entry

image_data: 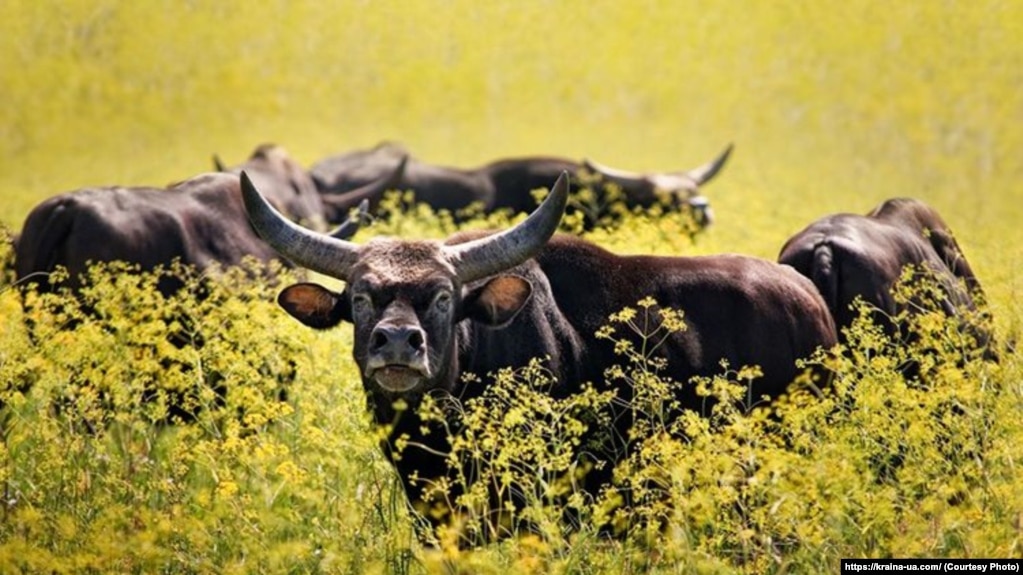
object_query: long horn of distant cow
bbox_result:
[241,171,361,279]
[445,172,569,283]
[684,143,733,185]
[581,157,641,181]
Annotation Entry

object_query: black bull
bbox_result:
[243,170,838,539]
[778,197,996,358]
[309,141,733,229]
[15,145,378,299]
[10,145,374,424]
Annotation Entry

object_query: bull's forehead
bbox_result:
[352,238,457,285]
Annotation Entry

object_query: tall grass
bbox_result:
[1,208,1020,573]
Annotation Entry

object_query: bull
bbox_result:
[778,197,996,361]
[309,142,733,230]
[15,144,375,299]
[11,145,378,426]
[243,169,837,541]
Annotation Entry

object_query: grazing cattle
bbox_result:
[214,143,328,231]
[309,142,733,229]
[243,170,837,541]
[778,198,995,359]
[15,144,372,299]
[215,143,406,225]
[11,145,374,426]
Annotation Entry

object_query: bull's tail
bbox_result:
[811,241,839,315]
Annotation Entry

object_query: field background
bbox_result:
[2,1,1021,302]
[1,2,1022,572]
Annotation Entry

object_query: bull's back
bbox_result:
[781,211,989,342]
[399,163,494,212]
[15,181,277,295]
[870,198,984,297]
[634,254,837,392]
[484,157,580,214]
[310,143,409,194]
[536,236,837,401]
[16,188,194,290]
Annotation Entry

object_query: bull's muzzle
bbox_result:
[365,323,430,392]
[689,195,714,227]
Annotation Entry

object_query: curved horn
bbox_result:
[328,199,370,240]
[213,154,227,172]
[445,172,569,283]
[241,171,361,280]
[582,157,643,181]
[684,143,733,185]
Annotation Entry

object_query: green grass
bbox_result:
[1,2,1021,573]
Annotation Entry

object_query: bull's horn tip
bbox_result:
[554,171,570,191]
[239,170,262,202]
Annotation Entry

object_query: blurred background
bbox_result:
[1,0,1019,289]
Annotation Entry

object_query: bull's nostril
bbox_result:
[370,326,424,355]
[407,330,425,351]
[371,330,388,352]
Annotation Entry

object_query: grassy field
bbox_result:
[2,0,1020,316]
[1,2,1021,573]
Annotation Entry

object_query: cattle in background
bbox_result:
[778,198,996,361]
[11,145,374,425]
[213,143,328,231]
[243,170,836,542]
[15,144,370,300]
[214,143,405,225]
[309,142,733,230]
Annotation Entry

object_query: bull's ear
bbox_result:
[277,282,350,328]
[462,275,532,327]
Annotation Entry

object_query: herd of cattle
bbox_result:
[4,140,998,541]
[10,142,732,299]
[306,140,732,229]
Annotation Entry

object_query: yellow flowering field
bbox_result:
[1,2,1021,573]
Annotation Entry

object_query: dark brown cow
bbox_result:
[215,143,406,225]
[11,145,377,423]
[243,170,837,541]
[309,142,733,229]
[778,198,995,359]
[15,144,368,299]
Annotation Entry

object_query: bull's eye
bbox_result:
[433,291,452,313]
[352,293,373,316]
